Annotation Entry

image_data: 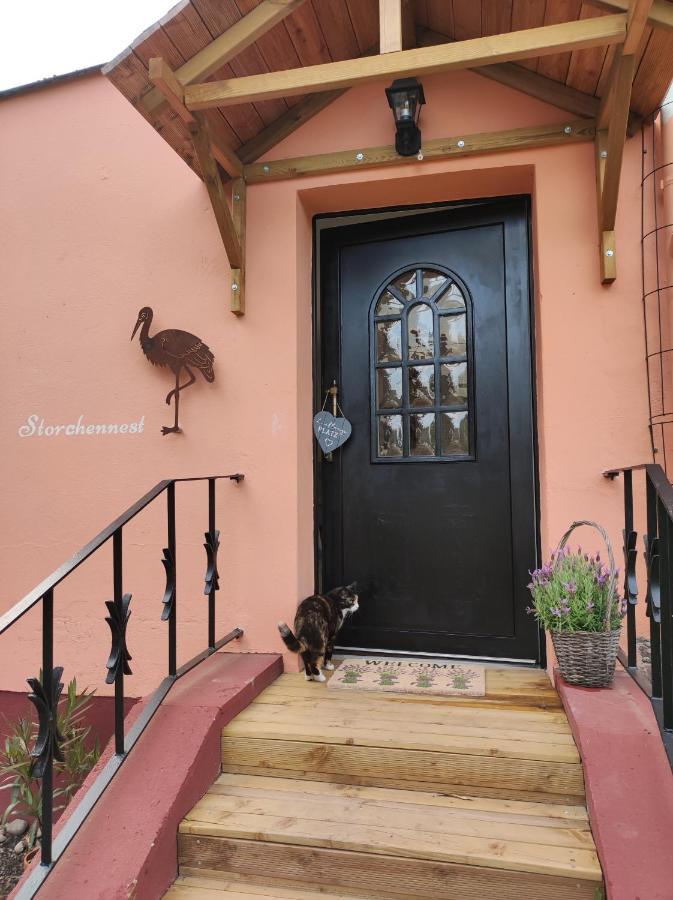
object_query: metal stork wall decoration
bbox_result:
[131,307,215,435]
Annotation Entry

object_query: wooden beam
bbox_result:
[148,56,194,124]
[595,131,615,281]
[586,0,673,31]
[600,50,637,230]
[601,229,617,281]
[237,90,346,165]
[190,117,242,269]
[244,119,596,183]
[149,57,243,178]
[416,27,642,135]
[379,0,402,53]
[624,0,656,52]
[142,0,310,119]
[379,0,415,52]
[205,112,245,178]
[230,178,246,316]
[594,1,652,281]
[185,14,628,110]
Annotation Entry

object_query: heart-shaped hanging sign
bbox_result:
[313,411,352,454]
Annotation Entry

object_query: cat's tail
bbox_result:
[277,621,303,653]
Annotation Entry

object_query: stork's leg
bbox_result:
[162,372,183,435]
[165,367,197,405]
[162,367,196,435]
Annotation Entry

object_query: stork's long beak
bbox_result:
[131,319,141,341]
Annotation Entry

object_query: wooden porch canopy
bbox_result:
[104,0,673,307]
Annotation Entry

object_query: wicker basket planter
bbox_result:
[538,520,623,689]
[551,628,621,687]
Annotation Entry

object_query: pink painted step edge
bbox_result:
[556,667,673,900]
[12,651,282,900]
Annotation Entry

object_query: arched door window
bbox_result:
[371,266,473,461]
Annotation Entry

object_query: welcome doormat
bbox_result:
[328,658,486,697]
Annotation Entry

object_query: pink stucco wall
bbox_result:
[0,68,652,695]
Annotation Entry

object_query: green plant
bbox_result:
[341,665,364,684]
[528,546,626,633]
[0,677,101,848]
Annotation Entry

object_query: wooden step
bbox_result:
[220,674,585,803]
[177,774,602,899]
[165,873,373,899]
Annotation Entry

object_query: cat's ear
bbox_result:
[347,581,358,592]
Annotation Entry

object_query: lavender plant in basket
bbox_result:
[527,520,626,687]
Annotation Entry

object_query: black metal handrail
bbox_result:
[1,474,244,898]
[605,464,673,738]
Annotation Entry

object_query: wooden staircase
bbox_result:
[165,668,603,899]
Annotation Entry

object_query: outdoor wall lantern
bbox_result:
[385,77,426,157]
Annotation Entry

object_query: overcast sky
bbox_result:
[0,0,174,91]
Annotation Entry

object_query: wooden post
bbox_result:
[594,1,653,282]
[231,178,246,316]
[379,0,415,53]
[595,130,617,283]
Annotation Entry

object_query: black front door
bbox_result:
[317,198,539,662]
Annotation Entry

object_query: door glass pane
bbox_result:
[440,362,468,405]
[377,368,402,409]
[441,411,469,456]
[391,270,417,302]
[408,365,434,407]
[410,413,436,456]
[408,303,434,359]
[422,269,447,298]
[378,415,403,457]
[376,320,402,362]
[439,314,466,356]
[376,290,404,316]
[371,264,472,462]
[437,282,465,310]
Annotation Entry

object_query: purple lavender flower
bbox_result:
[586,600,595,611]
[550,607,562,617]
[563,580,578,596]
[525,606,535,615]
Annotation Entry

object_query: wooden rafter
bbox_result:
[148,57,243,178]
[142,0,310,119]
[184,14,628,110]
[237,90,346,165]
[244,119,596,183]
[595,0,653,282]
[148,57,194,125]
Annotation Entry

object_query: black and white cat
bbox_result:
[278,583,359,681]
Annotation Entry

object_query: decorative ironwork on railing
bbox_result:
[0,474,244,898]
[605,464,673,738]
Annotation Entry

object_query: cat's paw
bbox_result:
[314,671,327,682]
[304,672,314,681]
[324,661,335,671]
